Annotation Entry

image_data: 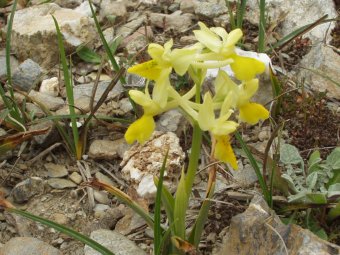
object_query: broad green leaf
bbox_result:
[174,169,188,239]
[308,150,322,173]
[281,173,299,193]
[328,169,340,187]
[280,144,304,165]
[327,183,340,198]
[326,147,340,170]
[327,201,340,222]
[76,46,102,64]
[306,172,318,190]
[306,193,327,204]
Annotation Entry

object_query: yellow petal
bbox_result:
[193,22,222,53]
[236,79,259,106]
[197,93,214,131]
[230,54,266,81]
[124,115,155,144]
[171,48,197,76]
[225,29,243,47]
[128,60,162,80]
[214,135,238,169]
[148,43,165,63]
[213,70,238,103]
[239,102,269,125]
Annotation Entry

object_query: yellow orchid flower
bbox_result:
[230,53,266,81]
[214,135,238,169]
[193,22,242,56]
[125,114,155,144]
[128,40,198,79]
[213,70,269,125]
[197,93,239,168]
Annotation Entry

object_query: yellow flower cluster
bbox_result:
[124,22,269,169]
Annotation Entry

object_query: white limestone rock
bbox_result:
[10,3,97,68]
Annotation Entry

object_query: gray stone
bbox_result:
[118,98,133,115]
[180,0,197,13]
[298,44,340,99]
[99,0,127,22]
[0,237,62,255]
[10,3,97,68]
[48,178,77,189]
[69,172,83,184]
[54,0,82,8]
[247,0,337,43]
[84,229,147,255]
[115,210,145,236]
[73,81,124,101]
[232,163,258,187]
[122,26,153,55]
[89,139,129,160]
[29,120,60,147]
[149,11,194,33]
[116,17,144,38]
[217,196,340,255]
[194,2,228,19]
[12,59,42,92]
[28,90,64,111]
[93,190,110,205]
[11,177,44,203]
[0,50,19,80]
[25,103,46,118]
[44,163,68,178]
[156,109,188,136]
[39,77,59,97]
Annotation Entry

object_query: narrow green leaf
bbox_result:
[225,0,236,29]
[154,150,169,255]
[258,0,266,52]
[7,208,115,255]
[266,15,328,53]
[174,169,188,239]
[76,45,102,64]
[4,0,24,125]
[236,0,247,29]
[189,182,215,247]
[154,176,175,228]
[235,131,271,205]
[52,16,79,158]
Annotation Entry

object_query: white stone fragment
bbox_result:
[39,77,59,97]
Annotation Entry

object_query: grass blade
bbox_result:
[52,16,79,158]
[266,15,328,53]
[5,207,115,255]
[225,0,236,29]
[235,131,271,204]
[258,0,266,52]
[154,150,169,255]
[88,0,126,84]
[236,0,248,29]
[4,0,24,124]
[154,177,175,227]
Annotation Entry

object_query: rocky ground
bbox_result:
[0,0,339,254]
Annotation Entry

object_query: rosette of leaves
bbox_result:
[280,144,340,204]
